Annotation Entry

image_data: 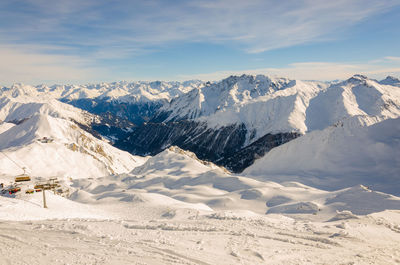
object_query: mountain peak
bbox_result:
[347,74,369,83]
[380,76,400,87]
[220,73,290,84]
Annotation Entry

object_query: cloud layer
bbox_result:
[178,57,400,81]
[0,45,105,85]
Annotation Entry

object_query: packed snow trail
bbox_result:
[0,211,399,265]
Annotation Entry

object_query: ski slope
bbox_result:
[1,146,400,264]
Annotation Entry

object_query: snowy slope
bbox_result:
[244,117,400,195]
[67,146,400,219]
[2,144,399,225]
[305,75,400,131]
[1,138,400,264]
[0,94,92,125]
[0,114,146,178]
[0,122,14,134]
[0,93,147,179]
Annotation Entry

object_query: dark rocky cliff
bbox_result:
[115,120,300,173]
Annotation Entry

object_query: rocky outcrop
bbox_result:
[115,121,300,173]
[218,132,300,172]
[115,121,246,159]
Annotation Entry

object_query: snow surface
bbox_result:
[0,95,92,125]
[0,122,14,134]
[1,146,400,264]
[244,116,400,196]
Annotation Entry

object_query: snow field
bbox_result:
[0,210,399,264]
[1,142,399,264]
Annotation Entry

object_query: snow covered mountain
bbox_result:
[3,74,398,135]
[0,93,146,179]
[305,74,400,131]
[156,74,399,136]
[0,80,203,126]
[1,80,202,103]
[379,75,400,87]
[156,75,326,137]
[0,93,91,125]
[118,74,400,172]
[1,74,399,173]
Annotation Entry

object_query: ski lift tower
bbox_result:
[43,187,47,208]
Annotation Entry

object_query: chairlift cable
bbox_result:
[0,150,26,174]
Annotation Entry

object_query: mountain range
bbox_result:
[1,74,400,264]
[1,74,399,179]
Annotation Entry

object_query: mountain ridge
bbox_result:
[1,74,399,173]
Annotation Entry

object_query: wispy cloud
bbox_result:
[1,0,398,55]
[384,56,400,62]
[0,45,107,86]
[178,57,400,81]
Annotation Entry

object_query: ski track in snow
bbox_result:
[0,212,400,265]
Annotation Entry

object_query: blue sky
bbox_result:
[0,0,400,85]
